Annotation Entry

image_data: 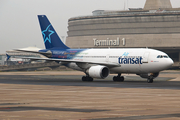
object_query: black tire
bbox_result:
[150,79,153,83]
[82,76,93,82]
[113,76,124,82]
[82,76,86,81]
[147,78,153,83]
[120,76,124,82]
[113,76,117,81]
[88,77,93,82]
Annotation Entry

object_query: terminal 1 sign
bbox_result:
[93,37,126,46]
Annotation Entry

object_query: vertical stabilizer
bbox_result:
[38,15,69,49]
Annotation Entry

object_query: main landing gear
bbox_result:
[147,75,153,83]
[113,74,124,82]
[82,76,93,82]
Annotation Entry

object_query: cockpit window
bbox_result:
[157,55,169,58]
[157,55,162,58]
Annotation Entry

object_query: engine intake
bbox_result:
[87,65,109,79]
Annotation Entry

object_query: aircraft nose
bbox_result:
[167,58,174,67]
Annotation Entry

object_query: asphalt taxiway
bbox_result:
[0,71,180,120]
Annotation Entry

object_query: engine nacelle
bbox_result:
[87,65,109,79]
[139,72,159,79]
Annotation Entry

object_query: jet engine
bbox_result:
[138,72,159,79]
[87,65,109,79]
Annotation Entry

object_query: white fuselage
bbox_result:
[67,48,173,74]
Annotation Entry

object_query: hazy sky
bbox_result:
[0,0,180,53]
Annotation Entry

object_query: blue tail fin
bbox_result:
[38,15,69,49]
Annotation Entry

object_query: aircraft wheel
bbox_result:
[120,76,124,82]
[150,79,153,83]
[113,76,124,82]
[147,77,153,83]
[82,76,86,81]
[82,76,93,82]
[87,77,93,82]
[113,76,118,81]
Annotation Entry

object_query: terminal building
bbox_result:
[66,0,180,67]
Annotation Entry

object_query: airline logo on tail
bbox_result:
[42,24,55,43]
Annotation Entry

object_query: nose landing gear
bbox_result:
[147,75,154,83]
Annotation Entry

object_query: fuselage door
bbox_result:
[142,52,150,63]
[106,54,110,62]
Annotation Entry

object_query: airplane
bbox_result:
[17,15,174,83]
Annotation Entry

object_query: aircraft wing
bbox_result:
[15,49,120,67]
[22,57,120,67]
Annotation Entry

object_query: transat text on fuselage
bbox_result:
[118,52,143,64]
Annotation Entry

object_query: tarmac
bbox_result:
[0,70,180,120]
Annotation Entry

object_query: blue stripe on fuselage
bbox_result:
[39,49,86,59]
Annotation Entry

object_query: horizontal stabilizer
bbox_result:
[14,49,52,58]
